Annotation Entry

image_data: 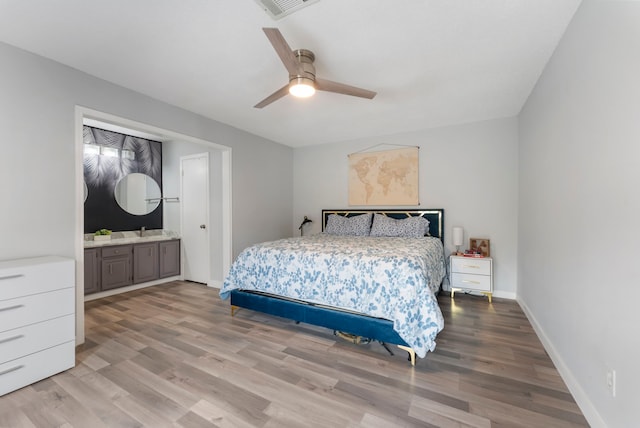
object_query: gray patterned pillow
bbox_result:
[369,214,430,238]
[325,213,372,236]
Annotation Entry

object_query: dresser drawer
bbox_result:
[451,257,491,275]
[0,257,74,301]
[0,314,74,364]
[0,341,75,396]
[451,272,491,292]
[0,288,75,332]
[101,245,132,258]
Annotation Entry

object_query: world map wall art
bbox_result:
[348,146,419,206]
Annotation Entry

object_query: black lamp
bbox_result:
[298,216,312,236]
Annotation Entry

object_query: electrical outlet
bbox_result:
[606,368,616,397]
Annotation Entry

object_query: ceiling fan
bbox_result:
[254,28,377,108]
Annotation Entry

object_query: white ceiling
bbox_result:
[0,0,581,147]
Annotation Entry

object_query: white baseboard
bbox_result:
[208,279,222,289]
[493,290,516,300]
[517,298,606,428]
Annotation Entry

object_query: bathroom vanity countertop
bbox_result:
[84,230,180,248]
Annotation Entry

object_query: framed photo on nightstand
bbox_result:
[469,238,490,257]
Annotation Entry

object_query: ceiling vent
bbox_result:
[254,0,320,20]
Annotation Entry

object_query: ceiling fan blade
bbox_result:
[315,78,376,99]
[254,84,290,108]
[263,27,301,76]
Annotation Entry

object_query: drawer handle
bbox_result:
[0,274,24,281]
[463,265,480,269]
[0,364,25,377]
[0,304,24,312]
[0,334,24,345]
[462,280,481,285]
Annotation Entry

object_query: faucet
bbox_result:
[140,226,145,237]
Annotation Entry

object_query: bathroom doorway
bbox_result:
[75,107,232,345]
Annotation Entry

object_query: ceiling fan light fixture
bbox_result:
[289,77,316,98]
[253,28,375,108]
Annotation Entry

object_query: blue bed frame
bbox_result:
[230,208,445,365]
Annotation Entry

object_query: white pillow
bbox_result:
[369,214,429,238]
[325,213,372,236]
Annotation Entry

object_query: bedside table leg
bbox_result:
[481,292,492,303]
[451,288,455,299]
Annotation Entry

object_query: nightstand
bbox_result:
[450,255,493,302]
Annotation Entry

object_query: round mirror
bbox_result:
[114,173,162,215]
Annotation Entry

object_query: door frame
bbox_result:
[180,152,211,285]
[74,106,232,345]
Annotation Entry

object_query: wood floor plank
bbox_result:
[73,368,130,401]
[111,394,174,428]
[189,398,260,428]
[15,401,69,428]
[0,408,37,428]
[0,281,589,427]
[174,410,217,428]
[51,370,138,426]
[188,353,364,424]
[97,364,187,422]
[358,412,437,428]
[34,383,109,428]
[114,359,200,409]
[167,361,271,426]
[409,395,491,428]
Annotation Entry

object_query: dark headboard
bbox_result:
[321,209,445,243]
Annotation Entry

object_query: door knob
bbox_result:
[200,224,206,229]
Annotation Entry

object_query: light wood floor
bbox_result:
[0,281,588,427]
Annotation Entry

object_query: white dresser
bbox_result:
[450,255,493,302]
[0,256,75,396]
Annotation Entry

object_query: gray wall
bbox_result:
[0,40,293,264]
[518,2,640,426]
[293,117,519,298]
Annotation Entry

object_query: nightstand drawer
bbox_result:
[451,257,491,275]
[451,272,491,292]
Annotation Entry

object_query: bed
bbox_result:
[219,209,445,365]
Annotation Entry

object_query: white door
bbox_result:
[181,153,210,284]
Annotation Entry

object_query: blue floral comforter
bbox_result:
[220,233,445,358]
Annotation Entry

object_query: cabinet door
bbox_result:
[133,242,159,284]
[101,255,132,290]
[84,248,100,294]
[159,240,181,278]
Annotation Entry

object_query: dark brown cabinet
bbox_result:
[101,245,133,291]
[84,248,100,294]
[159,240,180,278]
[134,242,159,284]
[84,239,180,295]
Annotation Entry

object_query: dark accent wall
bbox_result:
[83,126,163,233]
